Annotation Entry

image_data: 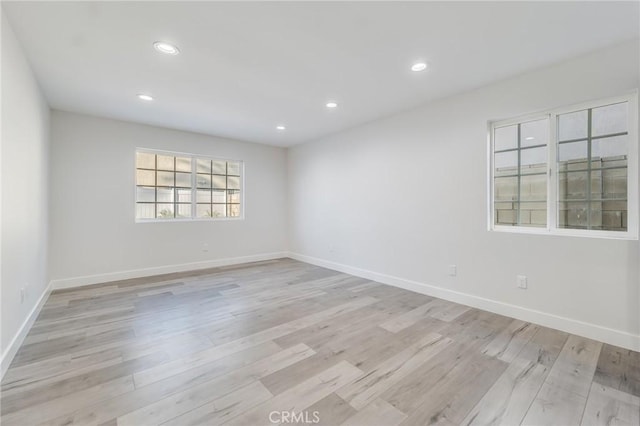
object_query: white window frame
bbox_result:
[135,148,245,223]
[488,92,638,240]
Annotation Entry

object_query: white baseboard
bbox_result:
[50,252,288,290]
[287,252,640,352]
[1,281,52,380]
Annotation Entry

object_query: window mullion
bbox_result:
[191,156,196,219]
[549,114,557,232]
[586,108,592,230]
[516,123,522,226]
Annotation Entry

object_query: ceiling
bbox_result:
[3,1,639,147]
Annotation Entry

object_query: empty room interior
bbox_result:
[1,1,640,425]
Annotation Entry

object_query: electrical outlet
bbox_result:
[20,287,26,303]
[517,275,528,289]
[202,243,209,252]
[448,264,457,277]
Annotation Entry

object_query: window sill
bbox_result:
[135,217,245,223]
[491,225,638,240]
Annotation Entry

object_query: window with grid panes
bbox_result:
[489,93,638,239]
[493,118,549,228]
[135,150,242,221]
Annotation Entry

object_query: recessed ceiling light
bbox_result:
[153,41,180,55]
[276,125,286,131]
[137,94,154,101]
[525,136,535,140]
[326,102,338,108]
[411,62,428,72]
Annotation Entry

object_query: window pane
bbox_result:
[600,201,627,231]
[157,171,174,186]
[212,175,226,189]
[176,204,191,218]
[177,188,191,203]
[175,172,191,188]
[196,204,212,218]
[136,169,155,186]
[558,201,588,229]
[592,102,627,137]
[196,174,211,188]
[494,151,517,176]
[558,109,587,141]
[176,157,191,172]
[196,189,211,203]
[591,135,627,166]
[601,167,627,199]
[521,119,548,148]
[520,202,546,227]
[520,174,546,202]
[157,155,174,171]
[521,147,546,174]
[494,176,517,201]
[494,125,517,151]
[495,203,517,226]
[212,160,226,175]
[228,204,241,217]
[197,159,211,173]
[212,190,226,203]
[211,204,226,218]
[157,204,174,219]
[558,141,588,171]
[136,203,155,219]
[156,188,174,203]
[228,190,241,203]
[136,186,155,202]
[227,176,241,190]
[228,162,241,176]
[136,152,155,169]
[558,171,587,200]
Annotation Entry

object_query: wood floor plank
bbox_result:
[461,357,550,426]
[161,380,273,426]
[521,381,587,426]
[225,360,364,426]
[2,351,168,415]
[394,351,507,425]
[340,398,407,426]
[522,335,603,425]
[481,320,539,363]
[581,382,640,426]
[119,344,315,426]
[299,393,357,426]
[378,299,448,333]
[542,335,603,398]
[594,343,640,397]
[0,375,134,425]
[38,340,284,425]
[337,333,452,410]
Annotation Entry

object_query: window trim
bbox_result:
[134,148,245,223]
[488,92,638,240]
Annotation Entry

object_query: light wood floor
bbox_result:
[1,258,639,426]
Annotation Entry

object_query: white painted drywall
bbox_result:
[1,13,51,368]
[49,111,287,285]
[288,39,640,348]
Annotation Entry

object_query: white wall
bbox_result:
[49,111,287,287]
[1,13,51,374]
[288,39,640,350]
